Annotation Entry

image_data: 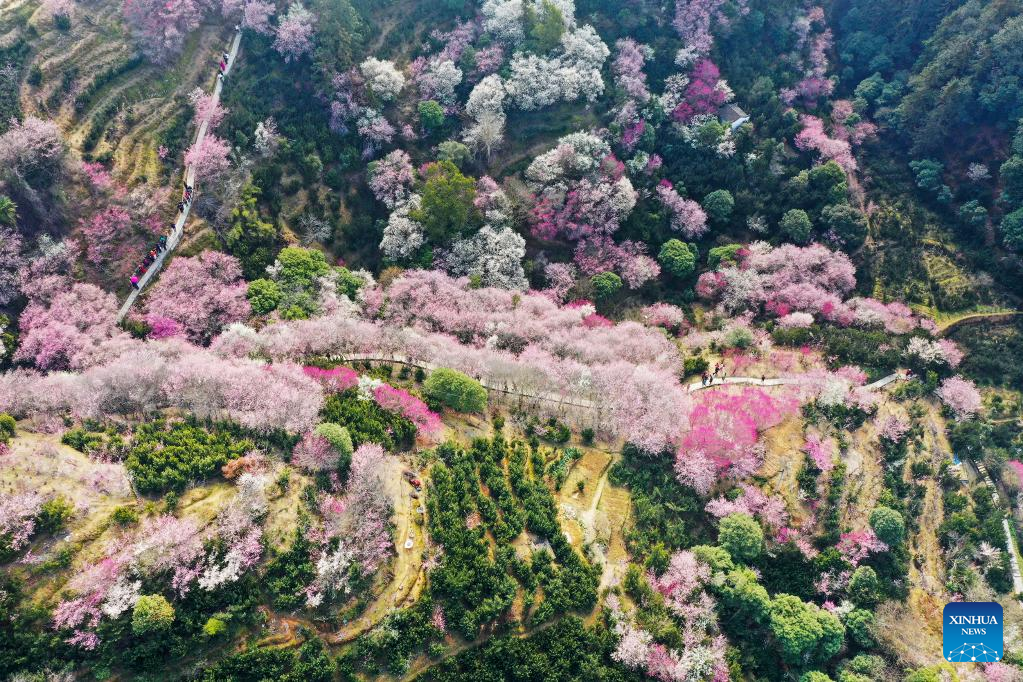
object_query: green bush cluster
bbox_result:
[124,421,252,494]
[423,368,488,413]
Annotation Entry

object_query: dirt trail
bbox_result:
[907,407,953,595]
[331,455,427,644]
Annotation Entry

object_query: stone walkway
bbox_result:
[975,460,1023,594]
[115,28,243,323]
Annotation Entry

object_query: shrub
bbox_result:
[591,272,623,300]
[683,356,709,377]
[702,189,734,224]
[36,497,73,534]
[658,239,698,279]
[247,279,283,315]
[0,413,14,445]
[424,368,488,413]
[718,513,763,562]
[132,595,175,635]
[111,505,140,526]
[869,506,905,546]
[418,100,445,132]
[780,209,812,244]
[847,566,882,606]
[203,617,228,638]
[124,421,252,494]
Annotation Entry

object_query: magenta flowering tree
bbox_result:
[936,376,982,420]
[676,387,798,494]
[273,2,315,62]
[302,366,359,392]
[184,134,231,180]
[372,384,443,439]
[144,251,250,344]
[672,59,729,122]
[836,528,888,566]
[803,433,835,472]
[81,161,113,191]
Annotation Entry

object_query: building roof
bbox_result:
[718,103,749,124]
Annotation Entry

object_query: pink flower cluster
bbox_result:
[292,432,340,472]
[676,387,798,494]
[836,528,888,566]
[640,303,688,334]
[303,366,359,392]
[671,60,728,123]
[372,383,443,439]
[672,0,749,55]
[936,376,982,420]
[656,180,708,239]
[0,490,45,551]
[705,483,789,529]
[804,433,835,472]
[878,415,910,444]
[613,39,651,103]
[696,242,923,330]
[794,115,856,173]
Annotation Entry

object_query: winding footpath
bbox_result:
[325,353,906,411]
[115,28,243,323]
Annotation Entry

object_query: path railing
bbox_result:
[115,28,243,323]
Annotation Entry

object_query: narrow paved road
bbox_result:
[115,28,242,323]
[327,353,905,412]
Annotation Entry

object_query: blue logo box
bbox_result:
[943,601,1004,662]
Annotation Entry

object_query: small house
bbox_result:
[718,103,751,132]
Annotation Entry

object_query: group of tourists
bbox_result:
[218,51,230,82]
[699,362,727,386]
[128,237,169,289]
[128,47,233,290]
[128,184,191,289]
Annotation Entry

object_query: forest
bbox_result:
[1,0,1023,680]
